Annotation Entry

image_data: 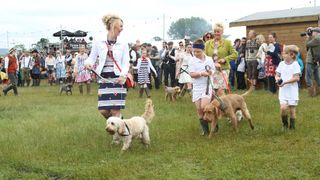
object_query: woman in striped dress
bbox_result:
[135,48,157,98]
[85,14,130,119]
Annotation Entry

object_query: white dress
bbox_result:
[178,52,192,84]
[189,56,215,102]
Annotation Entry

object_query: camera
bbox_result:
[300,28,313,37]
[276,79,283,85]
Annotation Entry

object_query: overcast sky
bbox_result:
[0,0,316,49]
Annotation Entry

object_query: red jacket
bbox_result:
[7,55,18,73]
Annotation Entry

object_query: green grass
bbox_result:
[0,82,319,179]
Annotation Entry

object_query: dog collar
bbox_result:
[120,122,131,136]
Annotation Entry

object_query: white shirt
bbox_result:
[276,61,301,101]
[45,57,56,68]
[20,56,33,69]
[189,56,215,88]
[85,37,130,77]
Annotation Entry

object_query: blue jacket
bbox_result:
[297,53,304,74]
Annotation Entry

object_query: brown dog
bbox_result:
[203,89,254,138]
[165,86,181,101]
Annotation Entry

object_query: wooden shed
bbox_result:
[229,6,320,62]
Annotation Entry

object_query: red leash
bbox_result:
[220,70,231,94]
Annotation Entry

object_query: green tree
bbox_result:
[168,17,211,41]
[13,44,26,51]
[36,38,49,50]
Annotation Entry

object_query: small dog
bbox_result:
[59,83,73,95]
[106,99,155,151]
[203,88,254,138]
[165,86,181,101]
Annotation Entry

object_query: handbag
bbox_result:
[105,42,135,88]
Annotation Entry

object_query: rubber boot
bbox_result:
[139,88,144,98]
[282,115,288,131]
[27,80,31,87]
[79,84,83,95]
[21,80,25,87]
[316,86,320,96]
[308,87,314,97]
[145,87,150,98]
[86,83,91,95]
[289,118,295,130]
[199,118,209,136]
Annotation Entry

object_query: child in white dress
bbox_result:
[135,48,157,98]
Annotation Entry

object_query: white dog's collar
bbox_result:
[121,122,131,136]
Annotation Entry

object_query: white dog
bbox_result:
[105,99,155,151]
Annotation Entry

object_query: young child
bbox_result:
[189,39,215,135]
[135,48,157,98]
[275,45,301,130]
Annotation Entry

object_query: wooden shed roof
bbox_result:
[230,6,320,27]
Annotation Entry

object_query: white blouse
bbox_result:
[85,37,130,77]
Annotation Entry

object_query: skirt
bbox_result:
[138,67,150,84]
[98,72,127,110]
[75,70,92,83]
[212,70,229,89]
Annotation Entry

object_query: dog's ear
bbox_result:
[117,121,126,135]
[211,100,220,108]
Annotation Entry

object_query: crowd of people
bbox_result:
[1,13,320,134]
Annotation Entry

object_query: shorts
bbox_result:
[247,60,258,80]
[280,99,298,106]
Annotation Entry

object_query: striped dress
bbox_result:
[138,59,150,84]
[98,54,126,110]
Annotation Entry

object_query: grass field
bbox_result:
[0,82,319,179]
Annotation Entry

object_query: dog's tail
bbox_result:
[142,98,155,123]
[241,86,254,97]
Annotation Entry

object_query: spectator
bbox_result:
[178,43,193,96]
[163,41,176,87]
[256,34,268,90]
[266,32,281,94]
[305,27,320,96]
[150,45,161,89]
[245,30,260,89]
[31,50,41,86]
[55,50,66,84]
[236,37,247,90]
[19,51,32,87]
[175,41,185,86]
[159,41,167,83]
[229,39,241,89]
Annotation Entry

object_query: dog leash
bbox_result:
[90,69,117,84]
[205,65,227,110]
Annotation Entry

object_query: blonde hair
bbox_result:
[102,14,123,31]
[213,22,224,32]
[284,45,299,59]
[256,34,266,44]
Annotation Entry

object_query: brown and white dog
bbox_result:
[105,99,155,151]
[203,89,254,138]
[165,86,181,101]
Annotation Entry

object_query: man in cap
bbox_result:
[305,27,320,96]
[3,48,19,96]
